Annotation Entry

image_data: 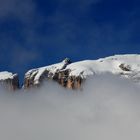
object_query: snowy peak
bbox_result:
[23,54,140,89]
[0,71,19,90]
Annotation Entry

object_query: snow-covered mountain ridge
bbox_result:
[0,54,140,90]
[23,54,140,89]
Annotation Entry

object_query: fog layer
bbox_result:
[0,74,140,140]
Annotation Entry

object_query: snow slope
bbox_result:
[67,54,140,77]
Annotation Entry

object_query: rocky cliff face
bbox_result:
[23,58,83,89]
[0,72,19,90]
[53,70,83,89]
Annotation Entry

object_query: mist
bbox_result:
[0,73,140,140]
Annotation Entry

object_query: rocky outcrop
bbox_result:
[24,70,83,89]
[24,69,49,88]
[119,63,131,71]
[0,72,19,90]
[23,58,83,89]
[53,70,83,89]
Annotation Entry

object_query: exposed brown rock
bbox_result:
[12,74,19,90]
[119,63,131,71]
[23,69,83,89]
[23,58,83,89]
[0,74,19,90]
[24,70,49,88]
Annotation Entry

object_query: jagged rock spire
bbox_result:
[63,58,71,64]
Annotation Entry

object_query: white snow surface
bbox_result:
[0,71,14,80]
[25,54,140,83]
[67,54,140,77]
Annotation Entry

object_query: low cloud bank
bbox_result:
[0,73,140,140]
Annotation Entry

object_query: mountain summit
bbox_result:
[23,54,140,89]
[1,54,140,90]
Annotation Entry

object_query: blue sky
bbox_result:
[0,0,140,81]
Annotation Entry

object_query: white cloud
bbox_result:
[0,73,140,140]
